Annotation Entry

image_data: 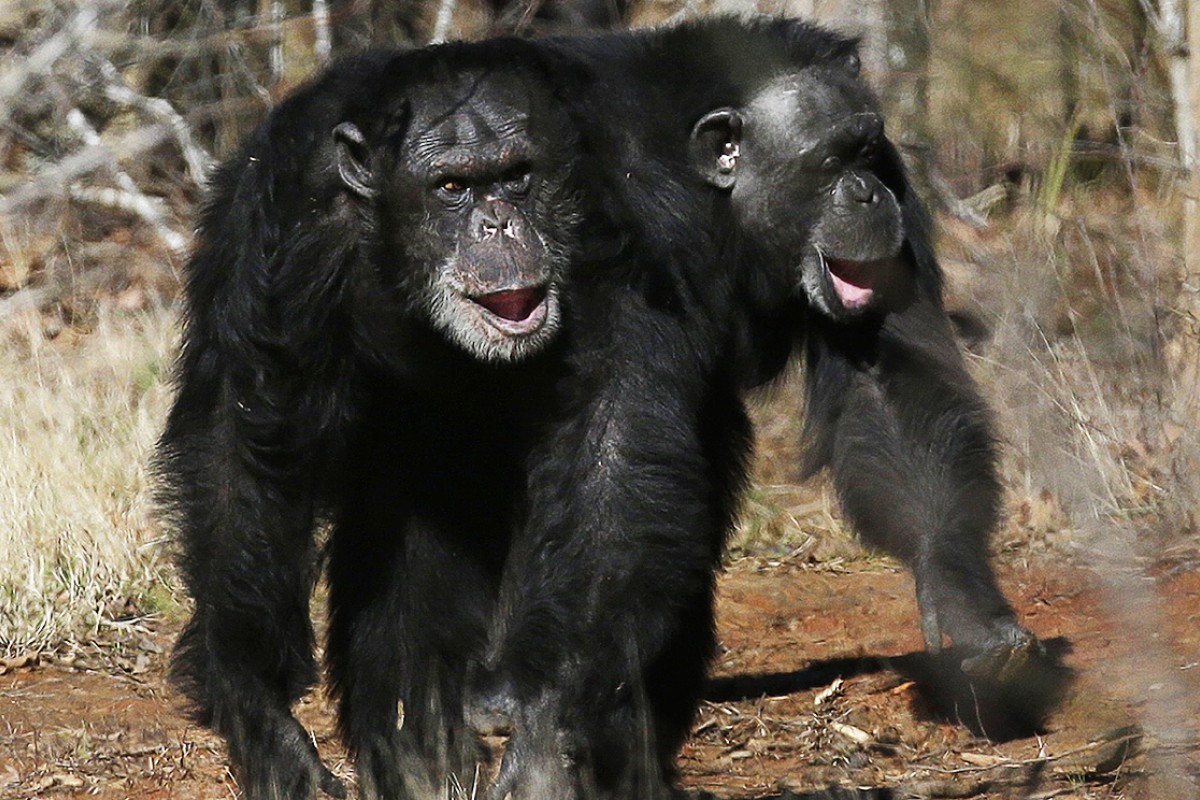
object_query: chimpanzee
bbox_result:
[468,17,1038,799]
[156,42,583,800]
[693,34,1036,667]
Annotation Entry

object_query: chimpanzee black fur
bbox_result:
[157,16,1037,800]
[156,41,584,800]
[470,18,1037,799]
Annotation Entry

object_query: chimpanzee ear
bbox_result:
[689,108,743,191]
[333,121,377,200]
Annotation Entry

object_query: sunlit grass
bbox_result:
[0,307,176,655]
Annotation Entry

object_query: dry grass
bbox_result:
[0,305,176,655]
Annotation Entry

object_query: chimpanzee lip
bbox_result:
[469,285,550,335]
[819,251,877,311]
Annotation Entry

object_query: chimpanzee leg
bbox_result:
[326,429,501,799]
[803,297,1037,670]
[327,523,492,799]
[471,313,752,800]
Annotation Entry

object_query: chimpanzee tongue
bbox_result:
[826,258,875,309]
[475,288,546,322]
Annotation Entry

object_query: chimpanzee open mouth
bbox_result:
[821,253,878,311]
[470,285,551,334]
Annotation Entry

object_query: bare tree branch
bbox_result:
[63,109,189,255]
[267,0,284,81]
[68,185,189,256]
[95,60,213,185]
[1142,0,1194,168]
[0,4,101,130]
[313,0,332,64]
[431,0,459,43]
[0,124,173,217]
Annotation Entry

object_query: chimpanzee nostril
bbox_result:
[845,172,878,205]
[471,201,526,243]
[472,206,500,239]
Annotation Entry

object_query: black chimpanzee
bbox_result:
[694,29,1036,667]
[156,42,583,800]
[469,17,1039,799]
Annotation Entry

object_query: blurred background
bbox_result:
[0,1,1198,797]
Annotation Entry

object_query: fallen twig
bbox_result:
[910,726,1142,777]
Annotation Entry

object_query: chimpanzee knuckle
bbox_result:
[465,675,517,736]
[232,715,336,800]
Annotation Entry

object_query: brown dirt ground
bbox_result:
[1,550,1198,800]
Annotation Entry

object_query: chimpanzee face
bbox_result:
[336,68,579,362]
[690,54,910,321]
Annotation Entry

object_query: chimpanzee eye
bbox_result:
[822,155,841,171]
[434,177,471,204]
[502,165,532,194]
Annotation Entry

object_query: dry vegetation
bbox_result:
[0,307,175,654]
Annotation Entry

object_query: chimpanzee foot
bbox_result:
[960,623,1044,682]
[229,709,346,800]
[917,589,1044,683]
[466,670,517,738]
[318,768,347,798]
[487,723,582,800]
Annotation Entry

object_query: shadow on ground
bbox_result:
[705,636,1073,741]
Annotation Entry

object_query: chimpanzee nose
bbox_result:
[824,112,885,170]
[472,201,523,241]
[840,172,880,206]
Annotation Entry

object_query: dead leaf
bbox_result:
[829,721,871,745]
[814,678,844,706]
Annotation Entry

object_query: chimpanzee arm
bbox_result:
[160,383,342,798]
[801,285,1035,669]
[156,73,376,798]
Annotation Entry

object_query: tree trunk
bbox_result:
[1187,0,1200,312]
[1166,0,1200,428]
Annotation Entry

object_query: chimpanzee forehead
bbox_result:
[751,69,876,138]
[403,72,542,161]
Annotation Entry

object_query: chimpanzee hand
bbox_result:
[959,621,1045,683]
[226,704,345,800]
